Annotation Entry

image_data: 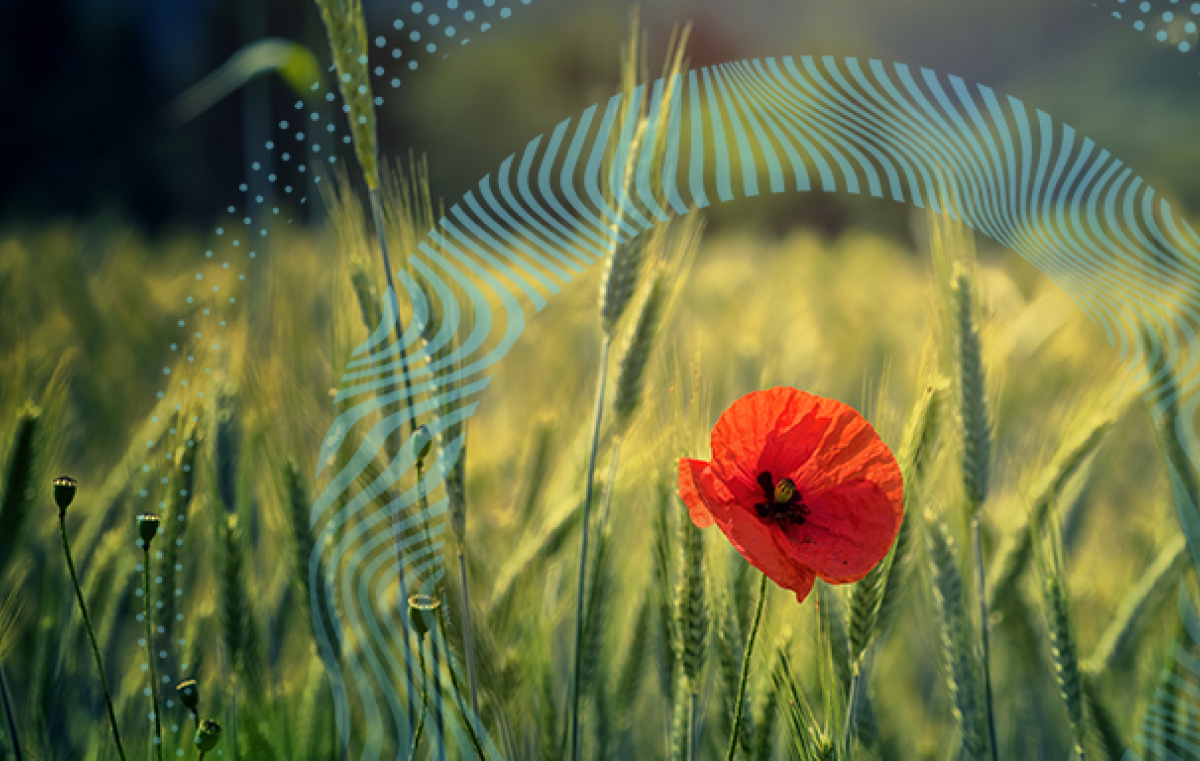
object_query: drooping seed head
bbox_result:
[137,513,161,548]
[176,679,199,712]
[407,593,440,639]
[53,475,77,512]
[194,719,221,751]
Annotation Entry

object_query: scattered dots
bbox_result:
[393,48,403,58]
[394,18,405,29]
[375,96,384,105]
[427,43,437,52]
[465,10,475,20]
[251,161,261,170]
[412,1,424,10]
[1135,19,1146,28]
[409,60,420,69]
[446,26,456,36]
[1193,1,1200,11]
[269,173,277,181]
[501,7,511,17]
[429,14,440,24]
[410,30,421,41]
[484,0,494,6]
[449,0,459,6]
[1140,1,1151,9]
[481,22,491,31]
[1159,28,1169,39]
[342,73,352,83]
[1188,20,1197,32]
[1165,10,1175,19]
[358,84,367,94]
[294,100,303,109]
[391,78,401,87]
[358,54,368,64]
[376,35,387,47]
[279,120,288,129]
[311,111,319,121]
[375,65,384,75]
[1181,40,1192,50]
[296,132,305,141]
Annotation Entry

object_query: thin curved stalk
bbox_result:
[567,336,612,761]
[726,574,768,761]
[145,549,164,761]
[972,517,999,761]
[60,513,127,761]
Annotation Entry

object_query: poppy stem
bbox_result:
[567,335,612,761]
[145,549,165,761]
[726,573,768,761]
[971,517,1000,761]
[59,511,128,761]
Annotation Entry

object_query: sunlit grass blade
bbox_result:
[987,408,1118,610]
[1088,535,1188,674]
[0,404,40,585]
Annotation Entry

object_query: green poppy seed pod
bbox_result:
[194,719,221,751]
[415,425,433,466]
[176,679,199,713]
[53,475,77,512]
[137,513,161,547]
[407,594,440,639]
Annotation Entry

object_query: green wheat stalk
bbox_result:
[925,510,985,760]
[674,493,708,761]
[1088,534,1189,674]
[1035,517,1087,760]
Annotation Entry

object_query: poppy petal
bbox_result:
[678,458,716,528]
[776,479,902,583]
[708,388,834,503]
[698,468,818,602]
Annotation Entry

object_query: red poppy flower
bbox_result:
[678,387,903,603]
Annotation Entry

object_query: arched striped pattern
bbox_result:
[310,55,1200,759]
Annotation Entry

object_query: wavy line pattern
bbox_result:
[311,55,1200,759]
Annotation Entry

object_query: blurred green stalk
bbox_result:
[567,336,612,761]
[0,664,21,761]
[726,573,768,761]
[971,517,999,761]
[144,548,165,761]
[58,511,127,761]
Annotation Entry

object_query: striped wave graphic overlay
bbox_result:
[310,55,1200,758]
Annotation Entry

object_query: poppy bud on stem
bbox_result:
[406,594,440,761]
[137,513,165,761]
[54,477,128,761]
[194,718,221,759]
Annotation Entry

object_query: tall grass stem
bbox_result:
[144,548,164,761]
[726,573,768,761]
[59,512,127,761]
[971,517,999,761]
[567,335,612,761]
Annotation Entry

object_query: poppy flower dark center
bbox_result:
[754,471,809,527]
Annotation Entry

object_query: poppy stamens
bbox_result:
[754,473,809,528]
